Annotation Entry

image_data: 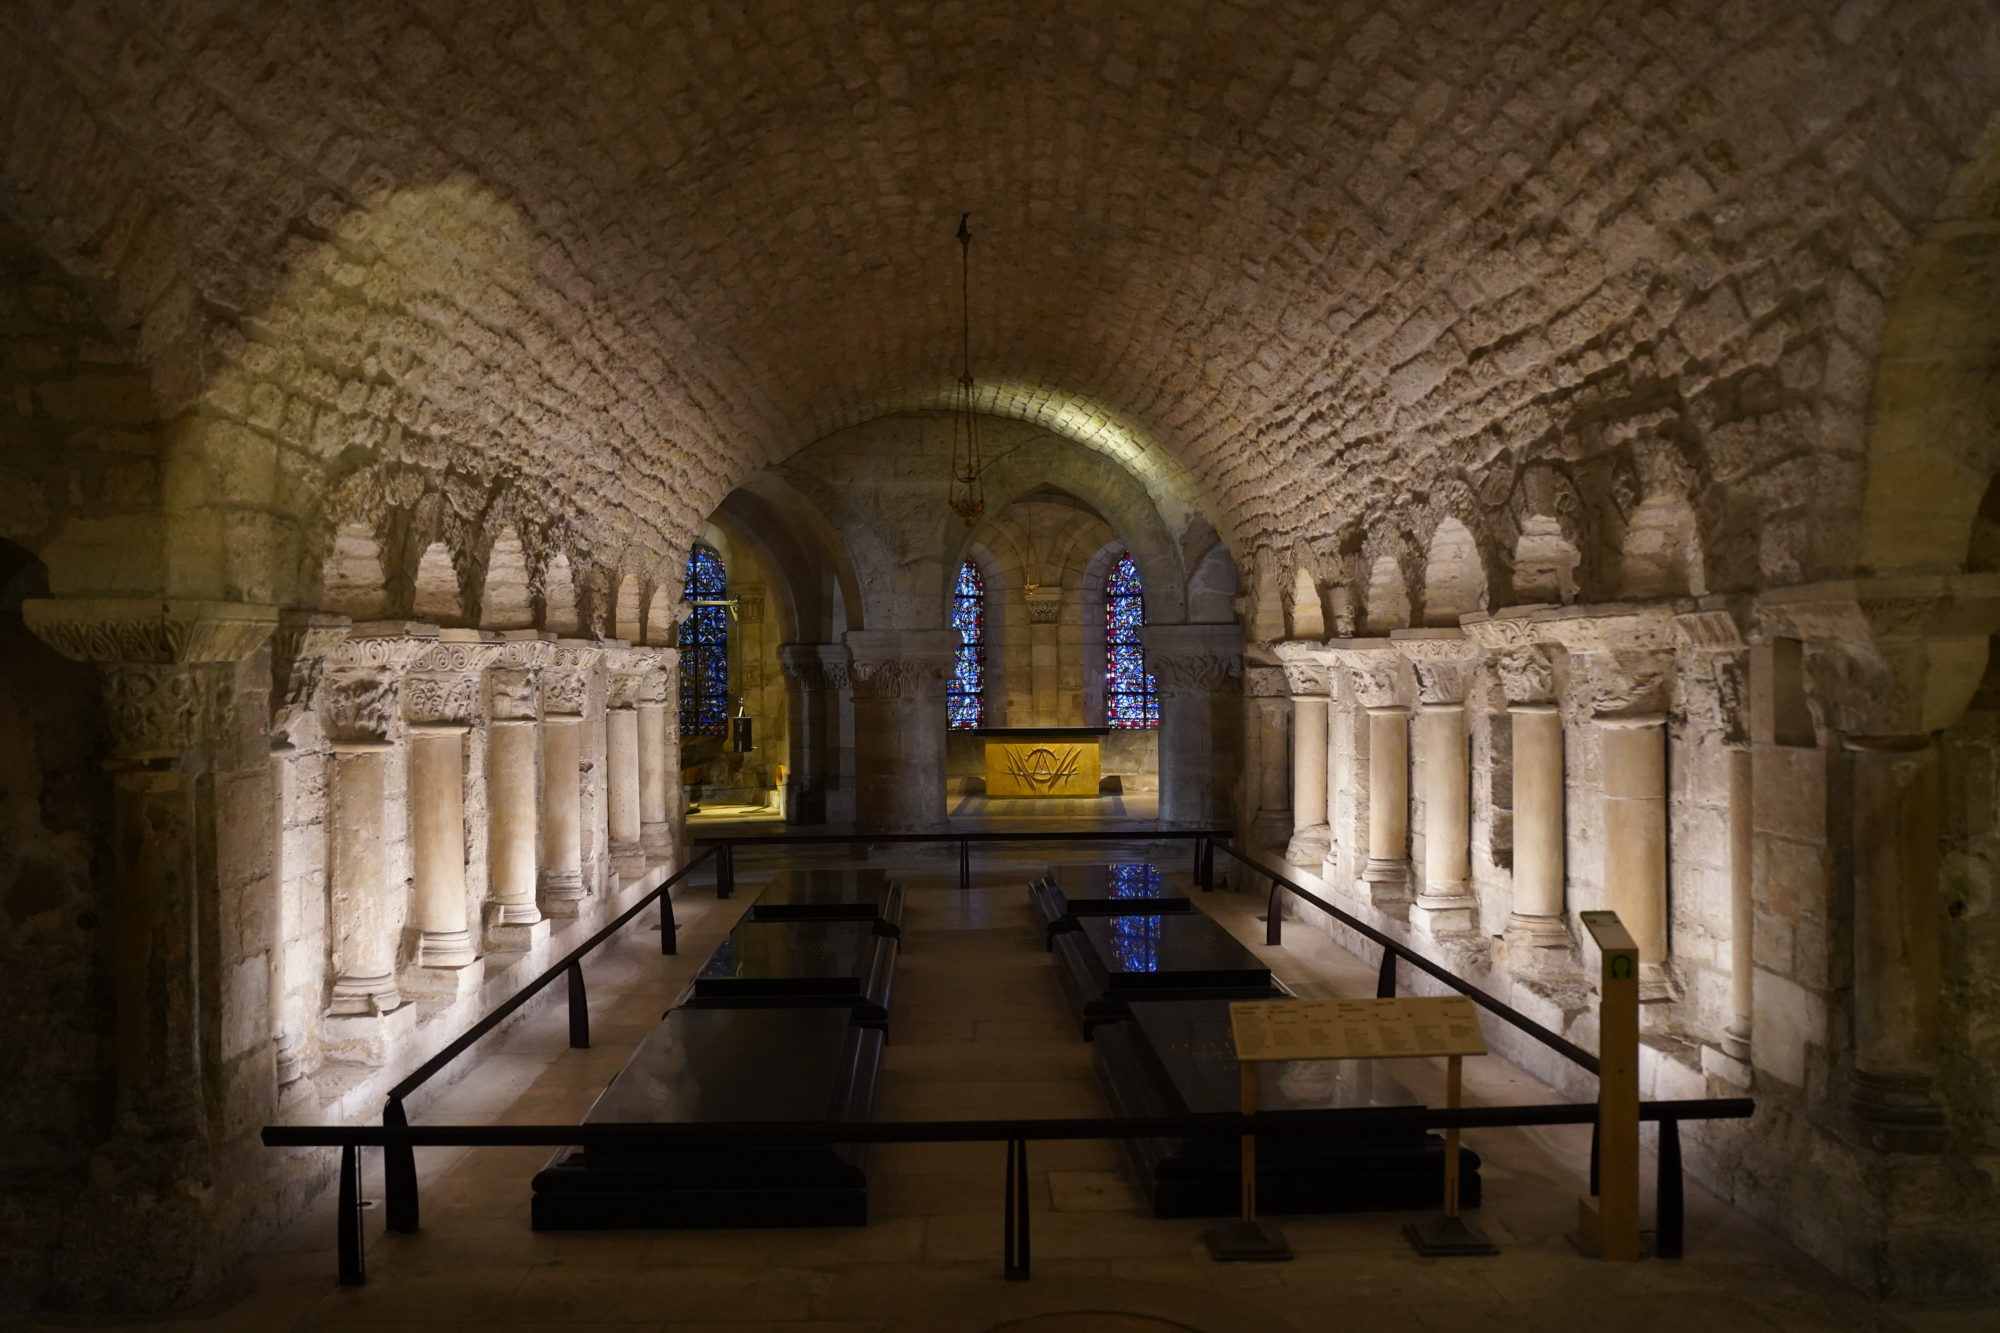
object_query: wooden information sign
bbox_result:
[1215,996,1496,1261]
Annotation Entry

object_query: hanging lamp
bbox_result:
[948,211,986,524]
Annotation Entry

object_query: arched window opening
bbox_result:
[1106,552,1157,729]
[679,543,729,737]
[948,559,986,729]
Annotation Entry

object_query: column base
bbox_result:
[417,929,477,970]
[1360,858,1410,910]
[327,972,402,1018]
[1411,896,1477,936]
[1503,912,1575,974]
[492,900,543,928]
[641,821,673,858]
[1721,1020,1752,1062]
[274,1033,307,1088]
[1285,825,1332,867]
[1851,1070,1947,1153]
[402,956,486,1002]
[321,1001,417,1067]
[486,914,550,954]
[540,873,589,918]
[610,842,646,879]
[1638,961,1677,1004]
[1361,857,1408,885]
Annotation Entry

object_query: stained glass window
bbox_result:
[678,543,729,736]
[948,559,985,729]
[1105,552,1158,729]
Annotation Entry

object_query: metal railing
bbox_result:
[264,1097,1754,1284]
[692,826,1230,898]
[264,825,1754,1284]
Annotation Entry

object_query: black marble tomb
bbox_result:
[1029,862,1192,948]
[749,868,904,939]
[531,1006,882,1229]
[1094,999,1480,1218]
[1050,909,1286,1036]
[682,918,896,1028]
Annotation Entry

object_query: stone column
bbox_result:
[1496,645,1571,962]
[778,642,849,825]
[1399,632,1480,934]
[270,611,352,1088]
[23,597,278,1281]
[637,647,677,856]
[1241,664,1293,850]
[538,642,591,916]
[604,648,646,878]
[319,625,435,1021]
[846,629,956,833]
[1725,739,1753,1058]
[1321,661,1352,884]
[485,633,549,947]
[1143,623,1245,828]
[1846,735,1945,1149]
[1591,663,1673,1001]
[400,631,498,996]
[1329,643,1410,902]
[1274,643,1329,865]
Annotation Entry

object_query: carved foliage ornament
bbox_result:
[850,656,949,702]
[102,662,230,762]
[1580,650,1672,718]
[1493,647,1555,705]
[1149,653,1242,698]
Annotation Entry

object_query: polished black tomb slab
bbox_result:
[1094,999,1481,1218]
[749,868,903,938]
[1050,909,1286,1037]
[682,919,896,1027]
[1029,862,1192,949]
[531,1006,882,1229]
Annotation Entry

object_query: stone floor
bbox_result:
[28,838,1995,1332]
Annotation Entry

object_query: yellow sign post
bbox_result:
[1214,996,1495,1261]
[1575,910,1641,1261]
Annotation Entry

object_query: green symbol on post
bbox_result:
[1610,954,1635,981]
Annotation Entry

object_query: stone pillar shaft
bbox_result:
[328,742,400,1014]
[1724,743,1753,1058]
[1598,715,1669,996]
[1362,705,1410,887]
[1291,696,1329,840]
[606,705,642,867]
[1846,736,1944,1147]
[540,717,586,910]
[410,727,474,968]
[1508,702,1569,943]
[487,720,541,926]
[846,630,955,833]
[639,702,670,835]
[1417,703,1470,906]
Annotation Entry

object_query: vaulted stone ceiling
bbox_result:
[4,0,1998,602]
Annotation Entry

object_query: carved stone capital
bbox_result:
[540,639,603,718]
[272,611,352,732]
[1755,575,2000,735]
[1243,663,1290,699]
[1492,646,1557,705]
[403,631,503,727]
[1271,640,1328,698]
[1392,630,1480,705]
[486,631,554,723]
[778,642,852,693]
[1324,639,1406,709]
[1141,624,1244,699]
[23,597,280,665]
[99,661,233,763]
[1024,586,1063,625]
[601,645,656,709]
[319,623,438,744]
[1575,649,1674,719]
[849,656,950,702]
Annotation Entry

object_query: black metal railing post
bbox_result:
[1656,1117,1684,1259]
[1375,947,1398,999]
[1003,1137,1031,1279]
[1264,875,1284,946]
[381,1097,419,1235]
[567,964,590,1049]
[717,843,735,899]
[659,874,679,954]
[337,1143,366,1286]
[1192,835,1207,889]
[960,838,971,891]
[1202,836,1216,890]
[1588,1118,1601,1197]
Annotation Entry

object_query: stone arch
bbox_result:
[540,552,581,635]
[1513,516,1581,605]
[1287,566,1325,638]
[613,573,643,642]
[642,584,677,646]
[412,541,463,624]
[321,522,389,618]
[1619,494,1704,599]
[1187,541,1241,623]
[1362,553,1411,634]
[479,526,534,630]
[1421,517,1487,626]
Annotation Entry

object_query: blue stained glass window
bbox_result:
[1105,552,1158,729]
[948,560,985,729]
[678,543,729,736]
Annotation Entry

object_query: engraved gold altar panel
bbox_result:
[985,739,1101,797]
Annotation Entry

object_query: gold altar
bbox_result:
[979,727,1107,798]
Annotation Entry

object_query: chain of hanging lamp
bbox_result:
[948,211,986,524]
